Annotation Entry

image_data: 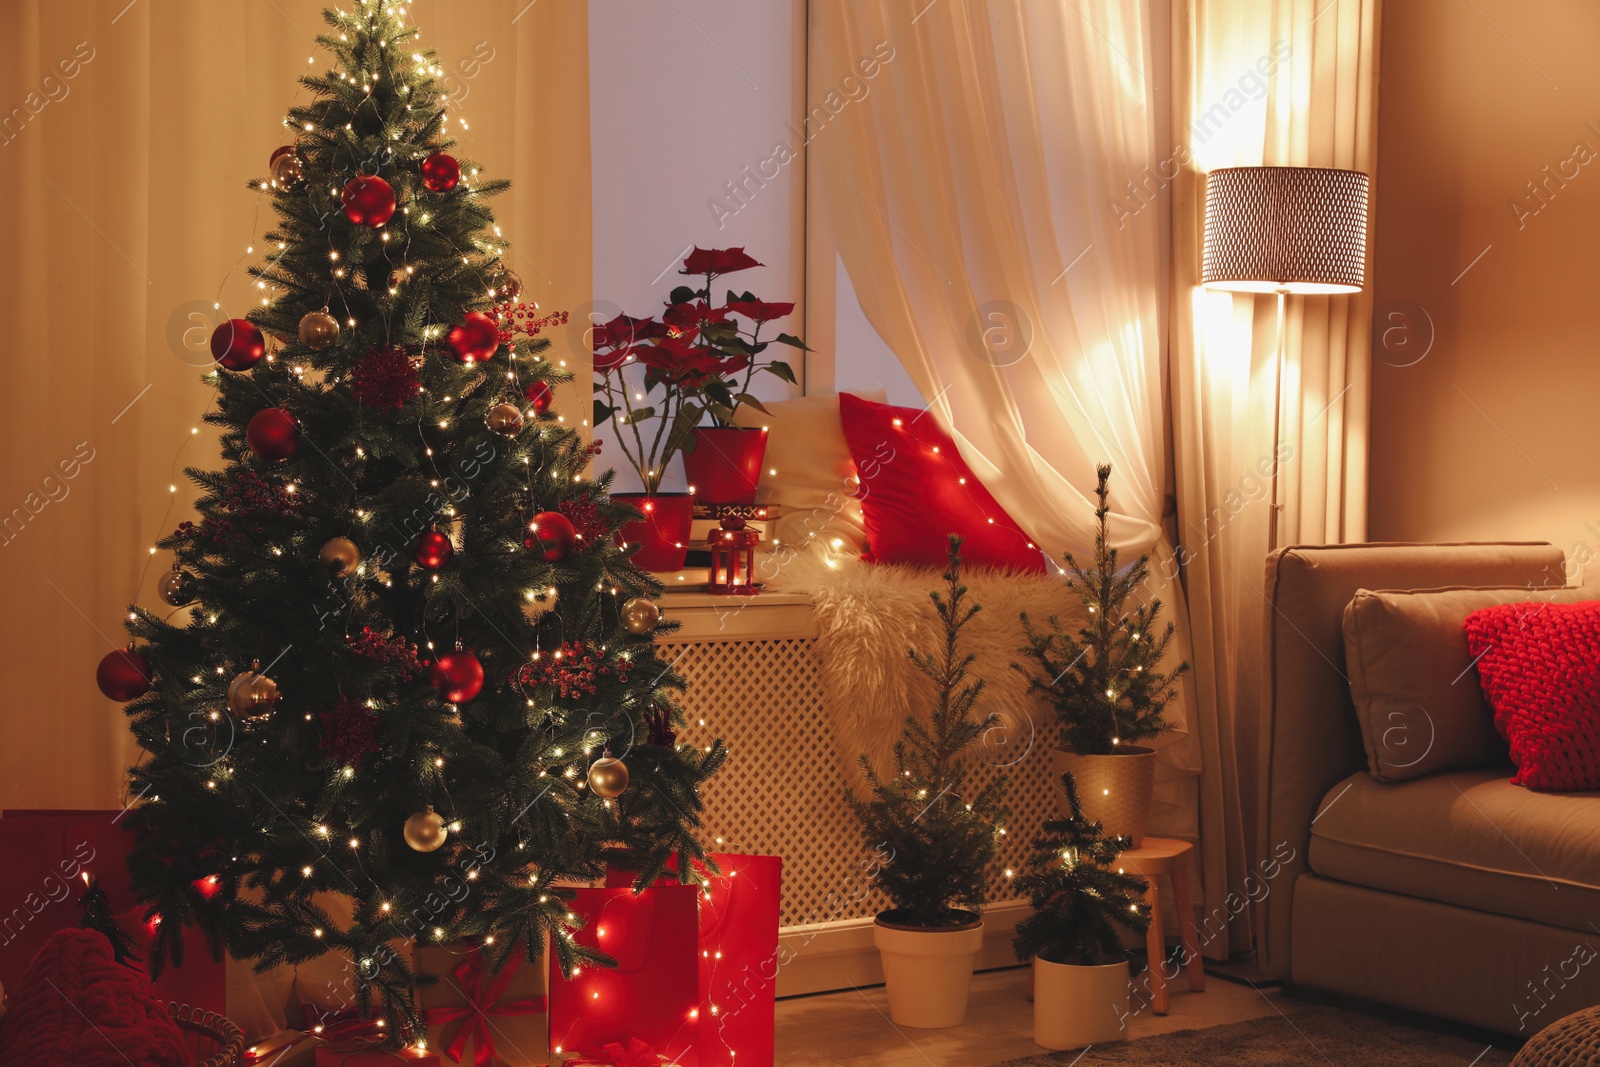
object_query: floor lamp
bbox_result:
[1200,166,1370,551]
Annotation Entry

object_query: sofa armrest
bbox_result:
[1255,541,1564,979]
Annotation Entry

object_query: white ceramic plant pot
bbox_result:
[1032,954,1132,1050]
[872,912,985,1029]
[1053,746,1157,846]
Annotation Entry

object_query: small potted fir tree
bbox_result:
[1014,772,1151,1050]
[849,536,1009,1029]
[1016,464,1188,844]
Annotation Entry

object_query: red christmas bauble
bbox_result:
[445,312,501,364]
[431,649,483,703]
[341,174,397,227]
[210,319,266,371]
[269,144,295,165]
[413,529,454,570]
[97,647,151,702]
[420,152,460,192]
[246,408,301,462]
[530,511,578,562]
[526,381,553,414]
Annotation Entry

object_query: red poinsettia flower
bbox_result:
[593,313,666,352]
[661,301,730,333]
[680,246,763,277]
[724,299,795,323]
[639,334,727,387]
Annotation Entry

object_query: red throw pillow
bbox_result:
[838,392,1044,573]
[1465,598,1600,791]
[0,927,190,1067]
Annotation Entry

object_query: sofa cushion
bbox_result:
[1467,598,1600,791]
[1307,768,1600,935]
[1343,584,1593,782]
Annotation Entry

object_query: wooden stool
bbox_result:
[1117,836,1205,1015]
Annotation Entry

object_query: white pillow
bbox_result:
[732,388,886,556]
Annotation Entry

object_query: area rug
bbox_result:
[991,1005,1518,1065]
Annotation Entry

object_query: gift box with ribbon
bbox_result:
[418,946,548,1066]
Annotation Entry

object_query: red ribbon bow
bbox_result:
[565,1037,669,1066]
[423,950,546,1067]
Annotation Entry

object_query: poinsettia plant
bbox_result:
[593,246,804,494]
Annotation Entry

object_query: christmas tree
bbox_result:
[1012,773,1150,966]
[1016,464,1188,755]
[102,4,724,1044]
[849,537,1008,926]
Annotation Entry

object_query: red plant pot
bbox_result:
[681,427,768,506]
[612,493,696,572]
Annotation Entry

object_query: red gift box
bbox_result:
[547,881,699,1064]
[0,809,224,1013]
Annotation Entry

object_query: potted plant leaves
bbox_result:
[1014,771,1151,1050]
[1016,464,1188,844]
[849,536,1009,1028]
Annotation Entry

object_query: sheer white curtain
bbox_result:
[812,0,1211,928]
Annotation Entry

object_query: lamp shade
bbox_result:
[1201,166,1370,294]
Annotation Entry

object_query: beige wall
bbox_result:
[1370,0,1600,575]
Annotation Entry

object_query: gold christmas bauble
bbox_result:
[271,153,303,187]
[522,585,559,623]
[319,536,361,575]
[587,756,630,799]
[157,567,196,607]
[621,597,661,635]
[495,270,523,302]
[226,661,279,720]
[298,310,339,349]
[485,402,524,436]
[404,808,448,852]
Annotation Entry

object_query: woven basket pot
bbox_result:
[169,1002,245,1067]
[1051,746,1157,846]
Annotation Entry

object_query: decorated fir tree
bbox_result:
[96,4,723,1044]
[1013,773,1150,966]
[849,537,1008,927]
[1017,464,1188,755]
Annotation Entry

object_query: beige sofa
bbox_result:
[1259,542,1600,1035]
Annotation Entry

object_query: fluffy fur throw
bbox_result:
[766,547,1083,794]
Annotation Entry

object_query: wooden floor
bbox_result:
[775,965,1296,1066]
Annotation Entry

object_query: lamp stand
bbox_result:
[1268,288,1288,554]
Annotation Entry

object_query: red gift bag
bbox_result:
[0,809,224,1012]
[547,881,699,1065]
[693,855,780,1067]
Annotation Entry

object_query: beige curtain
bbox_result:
[0,0,592,813]
[812,0,1212,929]
[1170,0,1380,955]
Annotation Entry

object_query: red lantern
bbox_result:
[431,649,484,703]
[706,516,761,595]
[529,511,577,562]
[246,408,301,462]
[96,645,152,701]
[210,319,266,370]
[526,380,553,414]
[446,312,501,364]
[341,174,396,227]
[414,529,454,570]
[420,152,461,192]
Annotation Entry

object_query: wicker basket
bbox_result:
[168,1002,246,1067]
[1051,745,1158,846]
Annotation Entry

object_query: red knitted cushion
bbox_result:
[838,392,1044,573]
[1464,598,1600,791]
[0,928,189,1067]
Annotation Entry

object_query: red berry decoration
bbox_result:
[413,529,454,570]
[341,174,396,227]
[530,511,577,562]
[246,408,301,463]
[210,319,266,371]
[97,646,152,701]
[445,312,500,364]
[420,152,460,192]
[526,380,553,414]
[431,649,484,703]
